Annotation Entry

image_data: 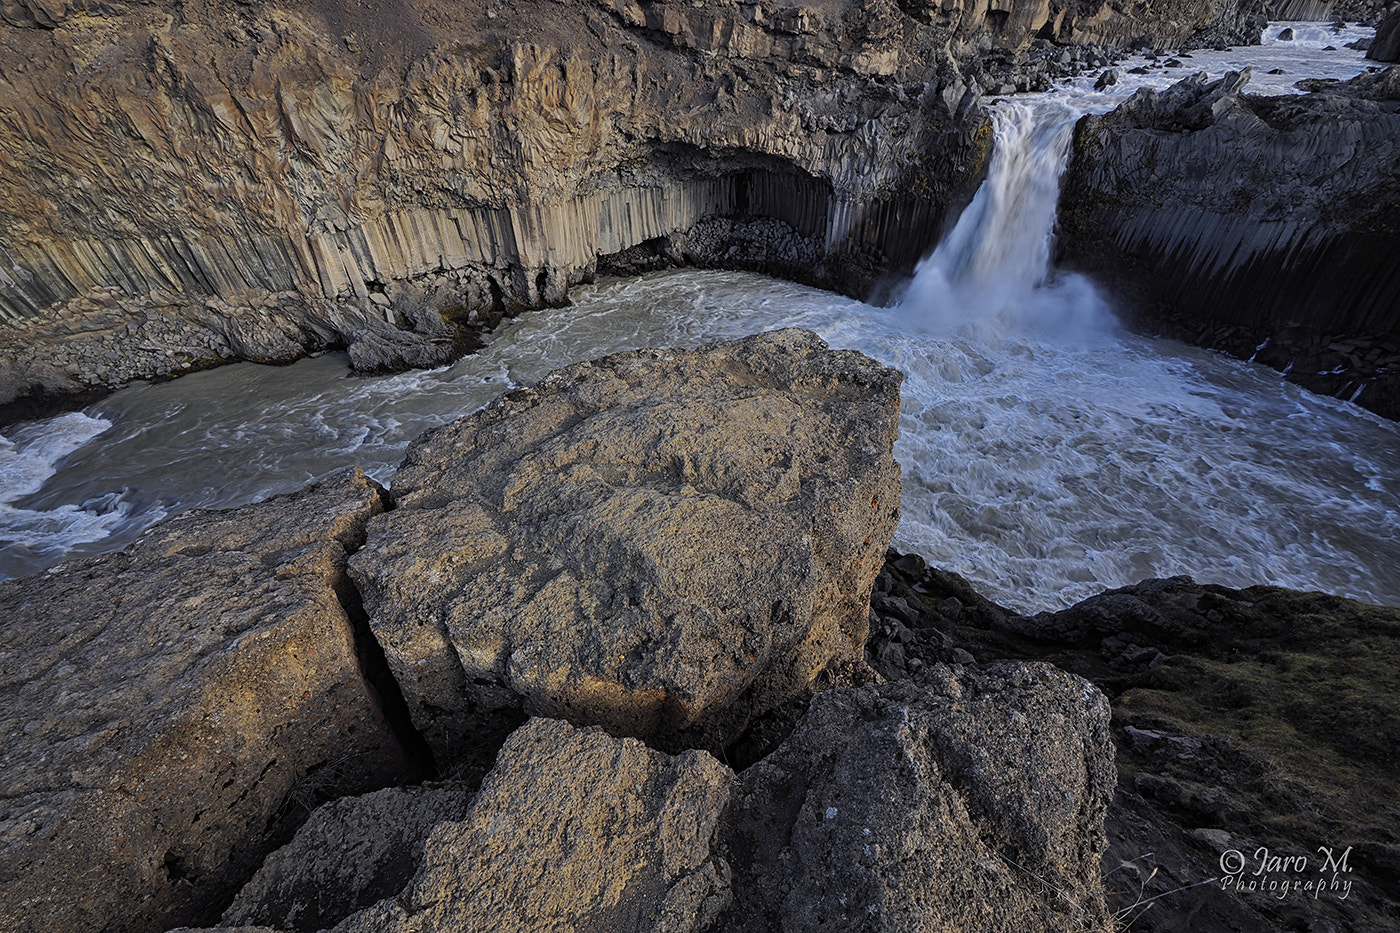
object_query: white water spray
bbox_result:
[898,100,1113,339]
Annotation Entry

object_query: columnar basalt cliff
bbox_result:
[0,0,1267,412]
[1058,67,1400,419]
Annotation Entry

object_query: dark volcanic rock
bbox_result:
[1059,68,1400,419]
[872,553,1400,932]
[0,471,419,933]
[725,669,1116,932]
[348,330,902,761]
[1369,6,1400,61]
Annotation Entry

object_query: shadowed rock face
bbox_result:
[1369,7,1400,61]
[1058,68,1400,419]
[0,470,419,933]
[725,668,1116,933]
[348,329,902,759]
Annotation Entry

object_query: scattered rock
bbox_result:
[0,471,420,933]
[349,330,902,760]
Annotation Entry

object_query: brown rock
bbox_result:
[0,470,417,933]
[348,329,902,759]
[219,783,474,933]
[331,717,733,933]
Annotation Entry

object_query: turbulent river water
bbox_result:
[2,24,1397,613]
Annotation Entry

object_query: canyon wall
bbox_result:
[1058,67,1400,418]
[0,0,1264,410]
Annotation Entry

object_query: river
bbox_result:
[2,23,1396,613]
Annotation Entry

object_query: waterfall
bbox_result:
[897,99,1113,339]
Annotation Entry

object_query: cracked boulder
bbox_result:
[725,665,1116,932]
[349,329,902,758]
[0,470,417,933]
[332,717,734,933]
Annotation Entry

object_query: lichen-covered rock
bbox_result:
[0,470,417,933]
[1059,68,1400,419]
[331,717,734,933]
[726,666,1116,932]
[219,783,474,933]
[349,329,901,758]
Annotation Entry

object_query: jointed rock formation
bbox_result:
[0,0,1273,413]
[1059,67,1400,418]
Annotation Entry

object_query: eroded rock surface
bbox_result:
[0,470,417,933]
[1059,67,1400,419]
[219,783,474,933]
[331,717,734,933]
[349,329,901,759]
[725,668,1116,932]
[871,553,1400,932]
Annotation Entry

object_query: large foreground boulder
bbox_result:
[1059,68,1400,419]
[349,329,902,758]
[0,471,418,933]
[726,667,1116,932]
[185,667,1116,933]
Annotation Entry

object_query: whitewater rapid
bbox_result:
[2,23,1396,613]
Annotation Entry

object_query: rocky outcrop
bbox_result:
[175,674,1116,933]
[348,330,902,760]
[726,669,1116,932]
[218,783,474,932]
[0,470,422,933]
[1058,68,1400,418]
[872,551,1400,932]
[1370,5,1400,59]
[326,717,733,933]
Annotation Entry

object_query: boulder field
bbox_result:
[0,0,1271,416]
[1058,65,1400,420]
[3,332,1120,933]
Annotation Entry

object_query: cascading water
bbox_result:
[898,98,1112,339]
[2,25,1397,612]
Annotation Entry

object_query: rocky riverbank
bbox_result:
[4,331,1395,933]
[0,0,1278,416]
[1058,65,1400,420]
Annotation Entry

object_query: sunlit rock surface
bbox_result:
[0,471,418,933]
[349,329,902,758]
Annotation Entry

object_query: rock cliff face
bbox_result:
[1058,68,1400,419]
[0,0,1265,411]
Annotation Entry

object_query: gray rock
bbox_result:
[1370,7,1400,61]
[331,717,733,933]
[0,470,417,933]
[726,665,1116,932]
[349,330,902,759]
[220,783,474,932]
[1060,69,1400,419]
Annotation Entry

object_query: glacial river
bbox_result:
[2,24,1396,613]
